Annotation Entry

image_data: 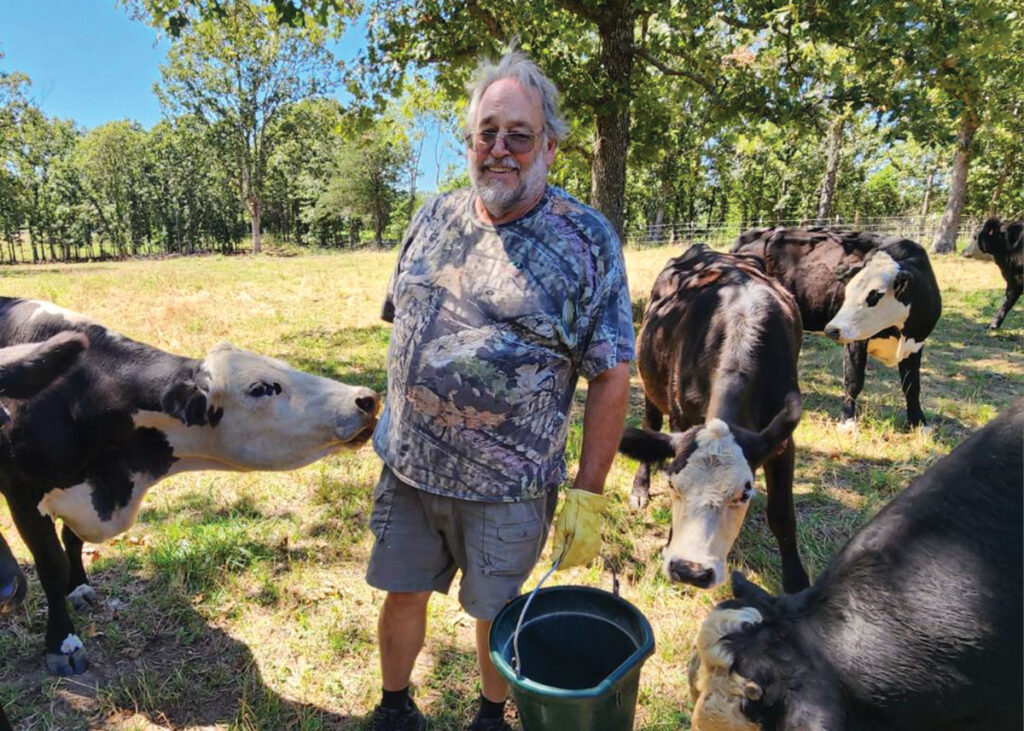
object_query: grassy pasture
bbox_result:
[0,246,1021,730]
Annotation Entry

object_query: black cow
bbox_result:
[688,401,1023,731]
[973,218,1023,329]
[619,245,808,593]
[0,333,89,614]
[733,228,941,428]
[0,297,379,676]
[0,333,89,731]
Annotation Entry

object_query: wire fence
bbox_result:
[624,214,984,251]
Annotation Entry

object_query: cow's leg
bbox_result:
[0,530,27,611]
[989,283,1021,330]
[898,349,926,428]
[840,340,868,428]
[7,501,88,675]
[61,525,96,611]
[763,440,809,593]
[630,396,664,509]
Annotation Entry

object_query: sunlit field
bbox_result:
[1,246,1020,730]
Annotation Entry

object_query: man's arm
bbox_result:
[572,361,631,495]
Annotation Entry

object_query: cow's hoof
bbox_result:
[987,322,1000,331]
[836,418,858,434]
[68,584,97,611]
[628,488,649,510]
[46,647,89,676]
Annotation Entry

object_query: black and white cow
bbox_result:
[687,400,1023,731]
[0,297,379,676]
[0,332,90,614]
[973,218,1023,329]
[619,246,808,593]
[733,228,941,427]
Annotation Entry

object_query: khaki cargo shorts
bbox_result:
[366,465,558,620]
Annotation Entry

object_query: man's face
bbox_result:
[467,78,556,222]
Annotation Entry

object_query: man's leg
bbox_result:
[380,591,432,691]
[475,618,508,703]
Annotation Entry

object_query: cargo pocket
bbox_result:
[481,516,545,578]
[368,470,396,542]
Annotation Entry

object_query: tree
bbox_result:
[312,129,408,247]
[155,0,347,252]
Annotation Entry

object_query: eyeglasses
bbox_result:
[464,129,539,155]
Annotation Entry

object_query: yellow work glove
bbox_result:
[550,488,609,570]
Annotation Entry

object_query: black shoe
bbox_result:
[370,700,426,731]
[465,717,511,731]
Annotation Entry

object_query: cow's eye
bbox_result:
[247,382,281,398]
[732,481,754,506]
[865,290,884,307]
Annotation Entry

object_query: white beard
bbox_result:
[470,153,549,218]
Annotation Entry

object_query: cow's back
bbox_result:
[815,402,1023,728]
[732,227,879,332]
[637,246,801,428]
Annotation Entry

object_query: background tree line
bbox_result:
[0,0,1021,264]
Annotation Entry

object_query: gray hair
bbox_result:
[464,47,569,143]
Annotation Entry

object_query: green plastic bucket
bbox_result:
[489,586,655,730]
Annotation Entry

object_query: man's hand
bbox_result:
[551,488,609,569]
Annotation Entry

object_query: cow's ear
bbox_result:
[893,268,914,302]
[0,332,88,399]
[834,263,862,283]
[734,393,802,469]
[618,427,676,464]
[731,571,776,613]
[161,380,210,426]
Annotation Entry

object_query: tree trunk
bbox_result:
[590,12,634,238]
[932,111,979,254]
[816,115,846,223]
[250,198,262,254]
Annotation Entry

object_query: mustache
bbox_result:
[482,157,521,170]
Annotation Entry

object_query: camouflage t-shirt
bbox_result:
[372,186,635,502]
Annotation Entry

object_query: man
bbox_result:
[367,48,634,731]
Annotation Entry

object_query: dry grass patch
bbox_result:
[1,246,1020,729]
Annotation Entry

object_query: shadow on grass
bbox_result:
[0,499,374,730]
[798,308,1020,437]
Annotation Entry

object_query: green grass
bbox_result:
[0,247,1021,729]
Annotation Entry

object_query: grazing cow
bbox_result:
[973,218,1023,329]
[688,401,1023,731]
[0,332,89,614]
[733,228,941,427]
[619,246,808,593]
[0,297,379,676]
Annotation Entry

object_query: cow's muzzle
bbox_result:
[668,559,716,588]
[824,325,842,341]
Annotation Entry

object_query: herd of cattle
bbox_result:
[0,219,1021,730]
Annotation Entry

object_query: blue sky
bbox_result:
[1,0,460,191]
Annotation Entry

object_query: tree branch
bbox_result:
[551,0,603,25]
[635,47,718,97]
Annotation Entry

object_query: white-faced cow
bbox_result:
[688,400,1022,731]
[733,228,941,428]
[619,246,808,593]
[0,297,379,676]
[972,218,1022,329]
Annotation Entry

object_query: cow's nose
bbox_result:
[824,325,841,341]
[669,559,715,588]
[354,388,379,416]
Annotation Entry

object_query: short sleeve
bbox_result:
[381,199,433,323]
[578,235,636,380]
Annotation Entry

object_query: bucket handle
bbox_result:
[512,543,567,678]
